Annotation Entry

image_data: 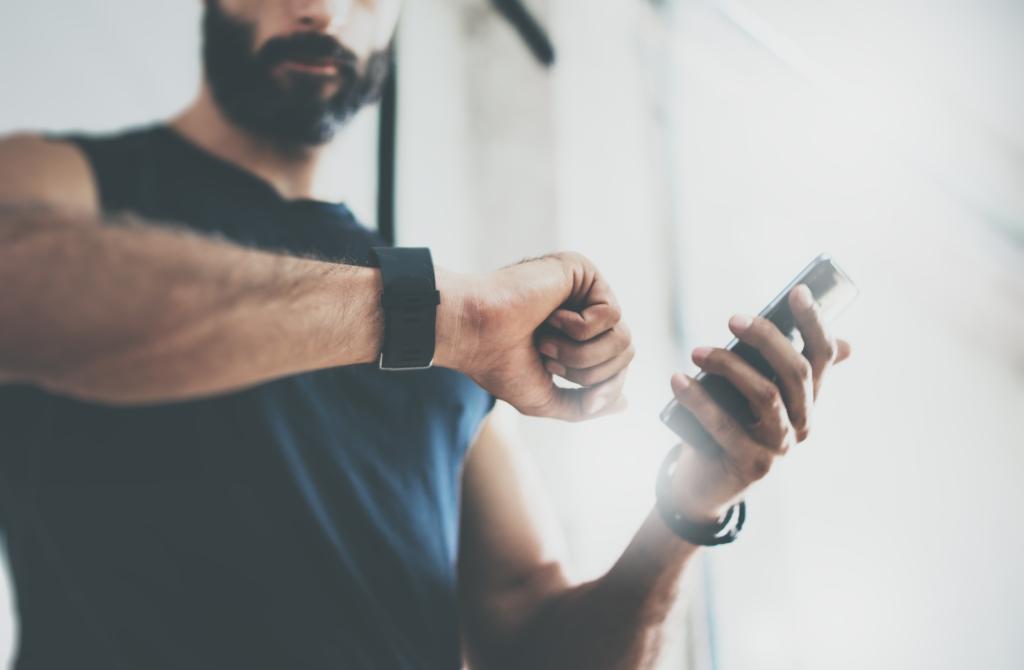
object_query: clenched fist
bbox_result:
[435,252,633,422]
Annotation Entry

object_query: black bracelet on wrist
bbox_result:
[655,443,746,546]
[369,247,441,371]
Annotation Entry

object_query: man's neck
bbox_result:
[170,86,328,201]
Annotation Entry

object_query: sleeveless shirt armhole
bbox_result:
[471,391,498,449]
[56,135,123,214]
[47,128,155,214]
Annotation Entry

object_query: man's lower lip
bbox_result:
[279,60,338,76]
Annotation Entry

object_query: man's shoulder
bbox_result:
[0,132,99,214]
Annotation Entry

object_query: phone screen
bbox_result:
[660,254,858,450]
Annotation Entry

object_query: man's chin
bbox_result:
[258,113,343,148]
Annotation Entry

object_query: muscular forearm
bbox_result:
[0,197,634,420]
[475,510,699,670]
[0,205,398,404]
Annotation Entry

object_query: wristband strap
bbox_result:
[656,443,746,546]
[370,247,441,371]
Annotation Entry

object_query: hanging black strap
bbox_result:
[491,0,557,66]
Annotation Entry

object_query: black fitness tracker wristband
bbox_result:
[369,247,441,371]
[655,443,746,546]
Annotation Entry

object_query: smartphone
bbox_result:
[660,254,859,451]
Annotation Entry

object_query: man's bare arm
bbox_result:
[0,135,391,403]
[458,417,698,670]
[0,203,388,403]
[0,135,634,416]
[459,290,853,669]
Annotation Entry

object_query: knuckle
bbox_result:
[755,383,781,410]
[709,411,735,437]
[566,321,589,342]
[672,375,693,401]
[777,425,797,453]
[800,297,822,320]
[760,418,789,450]
[746,454,774,481]
[789,408,809,433]
[530,396,556,419]
[525,404,547,419]
[615,325,632,350]
[703,349,726,370]
[749,317,776,340]
[554,250,582,265]
[575,367,601,386]
[791,358,813,385]
[560,343,586,368]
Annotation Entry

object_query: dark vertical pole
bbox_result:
[377,51,398,246]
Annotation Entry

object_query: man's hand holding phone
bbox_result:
[667,285,852,524]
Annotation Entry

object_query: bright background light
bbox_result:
[665,2,1023,668]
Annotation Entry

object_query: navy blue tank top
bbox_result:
[0,126,493,669]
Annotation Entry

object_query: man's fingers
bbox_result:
[789,285,838,398]
[539,369,629,421]
[670,374,774,483]
[538,323,631,370]
[546,303,620,342]
[545,264,623,341]
[580,368,629,416]
[728,314,813,439]
[546,345,635,387]
[691,346,790,451]
[835,338,852,364]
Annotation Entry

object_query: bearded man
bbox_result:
[0,2,849,668]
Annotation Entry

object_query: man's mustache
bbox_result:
[257,31,360,71]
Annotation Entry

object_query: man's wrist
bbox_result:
[432,268,482,372]
[342,262,480,372]
[668,450,733,526]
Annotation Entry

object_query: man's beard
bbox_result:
[202,0,392,147]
